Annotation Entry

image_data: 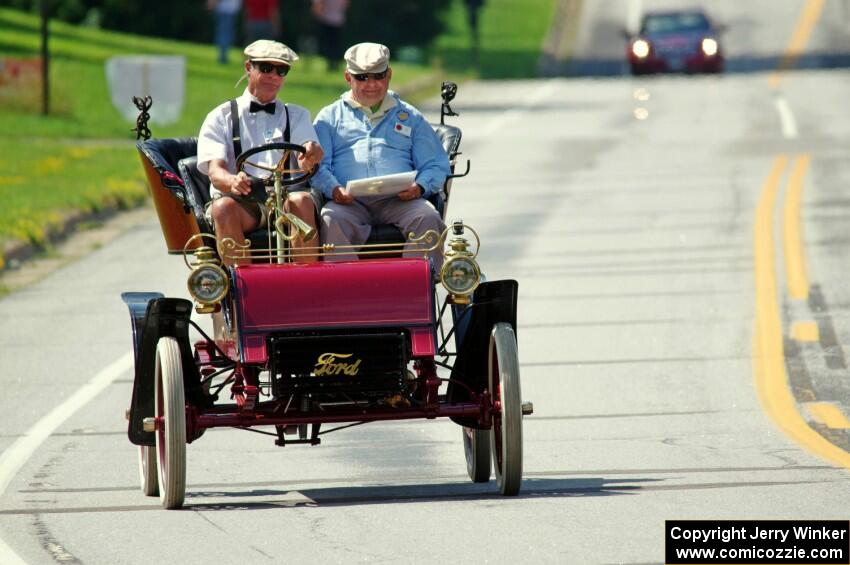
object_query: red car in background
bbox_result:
[627,10,724,75]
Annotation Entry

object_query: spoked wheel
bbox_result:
[462,426,491,483]
[155,337,187,509]
[489,322,523,495]
[138,445,159,496]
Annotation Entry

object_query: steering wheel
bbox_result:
[235,142,317,189]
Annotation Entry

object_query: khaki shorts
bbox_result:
[205,193,269,230]
[205,188,324,232]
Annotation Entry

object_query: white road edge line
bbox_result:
[774,95,799,139]
[0,351,134,565]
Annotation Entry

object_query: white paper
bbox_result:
[346,171,417,197]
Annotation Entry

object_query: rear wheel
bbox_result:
[489,323,523,495]
[463,426,491,483]
[138,445,158,496]
[155,337,187,509]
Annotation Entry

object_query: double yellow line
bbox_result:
[769,0,825,89]
[751,0,850,467]
[753,154,850,467]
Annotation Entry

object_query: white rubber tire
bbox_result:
[489,323,523,495]
[155,337,187,509]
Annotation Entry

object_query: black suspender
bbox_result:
[282,104,291,181]
[229,99,242,158]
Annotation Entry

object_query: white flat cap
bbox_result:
[244,40,299,65]
[344,42,390,74]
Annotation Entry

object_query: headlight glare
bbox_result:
[632,39,650,59]
[701,37,719,56]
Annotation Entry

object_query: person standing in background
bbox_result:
[244,0,280,43]
[311,0,349,71]
[208,0,243,64]
[464,0,485,67]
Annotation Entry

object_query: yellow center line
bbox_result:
[753,156,850,468]
[790,321,819,342]
[805,402,850,429]
[782,154,811,300]
[769,0,826,89]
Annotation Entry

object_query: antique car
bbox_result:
[627,9,724,75]
[123,83,531,509]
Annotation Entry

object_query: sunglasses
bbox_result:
[351,70,389,81]
[252,61,289,77]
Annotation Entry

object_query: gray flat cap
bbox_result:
[244,40,299,65]
[344,42,390,74]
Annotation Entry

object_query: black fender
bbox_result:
[121,295,202,446]
[447,279,518,429]
[122,292,164,361]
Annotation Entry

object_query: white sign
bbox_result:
[105,55,185,124]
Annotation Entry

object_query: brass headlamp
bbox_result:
[183,234,230,313]
[440,220,481,304]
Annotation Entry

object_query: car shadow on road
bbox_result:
[183,476,660,511]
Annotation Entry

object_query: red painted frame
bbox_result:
[177,257,492,441]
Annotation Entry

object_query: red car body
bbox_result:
[233,259,437,363]
[628,10,724,75]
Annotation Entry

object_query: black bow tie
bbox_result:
[249,101,276,114]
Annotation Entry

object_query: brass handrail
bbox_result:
[217,229,442,263]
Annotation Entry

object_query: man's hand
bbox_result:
[298,141,324,171]
[397,183,423,201]
[332,186,354,204]
[225,171,252,196]
[209,160,252,196]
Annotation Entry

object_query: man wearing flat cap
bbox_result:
[197,39,324,264]
[312,42,450,268]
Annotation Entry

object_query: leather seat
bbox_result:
[177,155,213,233]
[136,137,199,211]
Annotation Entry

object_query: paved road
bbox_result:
[3,1,850,563]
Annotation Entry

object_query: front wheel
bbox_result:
[489,323,523,495]
[155,337,187,509]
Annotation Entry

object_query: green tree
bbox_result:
[343,0,451,52]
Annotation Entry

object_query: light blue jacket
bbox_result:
[311,92,450,200]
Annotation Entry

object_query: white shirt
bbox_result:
[197,88,319,198]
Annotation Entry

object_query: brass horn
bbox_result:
[275,212,317,242]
